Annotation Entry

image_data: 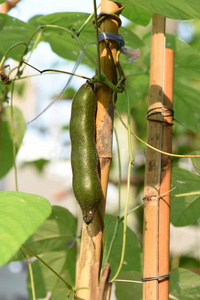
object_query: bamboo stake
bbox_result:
[75,1,121,299]
[158,48,174,300]
[143,14,166,300]
[0,0,21,13]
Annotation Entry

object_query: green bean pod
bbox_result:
[69,82,103,224]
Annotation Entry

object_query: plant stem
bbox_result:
[93,0,101,76]
[110,86,133,283]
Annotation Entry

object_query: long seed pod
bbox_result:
[69,81,103,224]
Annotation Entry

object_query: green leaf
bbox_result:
[119,0,200,20]
[115,271,142,300]
[169,268,200,299]
[191,151,200,174]
[121,5,152,26]
[0,106,26,178]
[34,12,96,64]
[143,33,200,80]
[11,206,77,261]
[174,81,200,133]
[0,14,36,60]
[0,191,51,267]
[171,167,200,226]
[167,35,200,79]
[0,1,6,3]
[27,248,76,299]
[119,26,144,50]
[103,214,142,276]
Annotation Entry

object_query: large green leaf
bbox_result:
[169,268,200,299]
[166,34,200,79]
[173,81,200,133]
[171,167,200,226]
[0,14,36,60]
[0,106,26,178]
[103,214,142,276]
[119,0,200,20]
[11,206,77,261]
[115,271,142,300]
[0,191,51,267]
[33,12,96,64]
[121,5,152,26]
[30,12,143,69]
[143,33,200,80]
[27,248,76,300]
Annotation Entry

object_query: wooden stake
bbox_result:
[143,13,165,300]
[0,0,21,13]
[158,48,174,300]
[75,1,121,299]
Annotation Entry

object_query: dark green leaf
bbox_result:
[119,0,200,20]
[169,268,200,299]
[115,271,142,300]
[171,167,200,226]
[0,105,26,178]
[11,206,77,261]
[27,248,76,300]
[0,191,51,267]
[103,214,142,277]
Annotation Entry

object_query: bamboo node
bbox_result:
[93,11,122,28]
[143,195,158,202]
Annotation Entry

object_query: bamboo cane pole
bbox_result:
[75,1,121,299]
[143,14,165,300]
[158,48,174,300]
[0,0,21,13]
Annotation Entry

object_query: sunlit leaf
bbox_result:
[0,191,51,267]
[121,5,152,26]
[0,14,36,60]
[119,0,200,20]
